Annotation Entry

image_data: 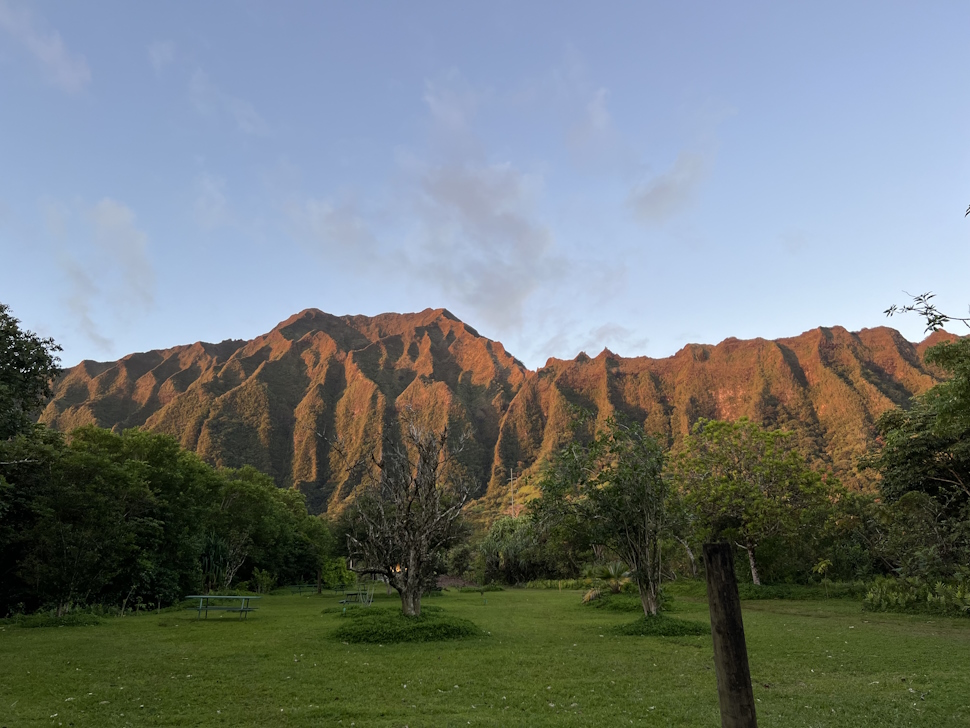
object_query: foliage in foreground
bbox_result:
[611,614,710,637]
[863,576,970,618]
[331,606,483,643]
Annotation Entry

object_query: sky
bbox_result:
[1,1,969,370]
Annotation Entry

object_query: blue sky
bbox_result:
[1,1,968,369]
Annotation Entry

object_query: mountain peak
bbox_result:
[40,311,953,519]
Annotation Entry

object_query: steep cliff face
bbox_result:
[42,308,527,514]
[479,326,950,512]
[41,310,952,517]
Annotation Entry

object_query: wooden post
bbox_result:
[703,542,758,728]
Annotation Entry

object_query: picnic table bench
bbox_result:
[185,595,260,619]
[287,583,318,595]
[339,583,375,606]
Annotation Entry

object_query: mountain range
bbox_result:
[40,308,953,519]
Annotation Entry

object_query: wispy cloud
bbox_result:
[189,69,269,135]
[194,173,230,229]
[0,0,90,93]
[538,321,650,363]
[565,85,643,176]
[628,151,710,224]
[423,70,484,134]
[89,198,155,308]
[287,196,381,264]
[148,40,175,74]
[59,253,112,352]
[411,161,559,329]
[51,199,155,351]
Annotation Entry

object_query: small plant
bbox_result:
[582,588,603,604]
[813,559,833,597]
[251,568,277,595]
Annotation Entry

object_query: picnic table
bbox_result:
[339,583,375,606]
[287,583,318,595]
[185,594,260,619]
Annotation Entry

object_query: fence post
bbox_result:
[703,542,758,728]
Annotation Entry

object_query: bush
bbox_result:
[611,614,709,637]
[863,576,970,617]
[331,607,483,643]
[250,568,277,595]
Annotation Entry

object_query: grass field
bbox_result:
[2,587,969,727]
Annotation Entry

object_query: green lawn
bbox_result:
[2,588,969,727]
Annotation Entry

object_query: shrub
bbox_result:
[251,568,277,595]
[331,607,483,643]
[611,614,709,637]
[863,576,970,617]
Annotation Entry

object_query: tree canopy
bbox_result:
[345,417,471,617]
[670,418,836,585]
[534,418,669,616]
[0,302,61,441]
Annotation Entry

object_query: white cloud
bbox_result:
[195,173,229,229]
[59,253,112,352]
[0,0,90,93]
[189,69,269,135]
[89,198,155,308]
[423,70,483,133]
[628,151,710,224]
[148,40,175,74]
[412,162,558,329]
[50,199,154,351]
[288,196,380,262]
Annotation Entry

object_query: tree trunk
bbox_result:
[744,543,760,586]
[316,569,322,595]
[401,584,421,616]
[638,578,658,617]
[677,537,698,578]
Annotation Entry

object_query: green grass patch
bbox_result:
[2,589,970,726]
[332,606,482,643]
[611,614,710,637]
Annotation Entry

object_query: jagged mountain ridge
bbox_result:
[40,308,953,516]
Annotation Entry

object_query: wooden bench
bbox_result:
[185,595,260,619]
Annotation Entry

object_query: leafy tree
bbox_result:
[0,303,61,441]
[860,339,970,576]
[671,418,836,585]
[535,418,669,616]
[345,418,471,616]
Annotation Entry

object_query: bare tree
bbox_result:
[345,417,471,616]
